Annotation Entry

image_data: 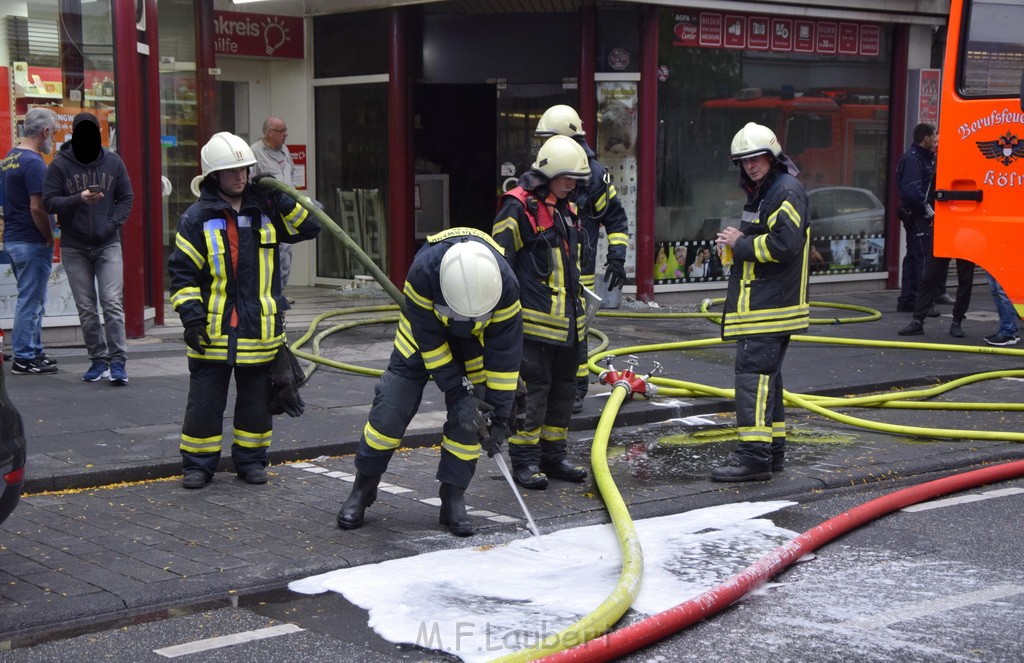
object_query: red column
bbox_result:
[144,0,164,325]
[578,6,596,135]
[194,0,217,145]
[112,0,146,337]
[635,6,659,302]
[387,9,414,287]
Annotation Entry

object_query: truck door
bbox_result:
[935,0,1024,313]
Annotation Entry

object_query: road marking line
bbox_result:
[154,624,304,657]
[844,584,1024,630]
[901,487,1024,512]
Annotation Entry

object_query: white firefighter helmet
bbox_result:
[191,132,257,196]
[531,135,591,180]
[439,240,502,318]
[730,122,782,163]
[535,104,585,137]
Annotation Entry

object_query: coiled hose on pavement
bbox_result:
[259,181,1024,661]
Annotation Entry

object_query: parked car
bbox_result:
[0,340,27,527]
[706,186,886,239]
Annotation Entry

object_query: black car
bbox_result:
[0,351,27,526]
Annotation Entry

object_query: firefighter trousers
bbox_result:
[180,359,273,478]
[508,338,578,470]
[354,358,481,490]
[733,336,789,468]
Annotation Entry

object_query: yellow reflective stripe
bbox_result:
[772,421,786,438]
[593,190,608,212]
[175,234,205,269]
[282,202,309,227]
[259,222,278,244]
[427,228,505,255]
[509,427,540,446]
[364,422,400,451]
[607,232,628,246]
[737,426,771,443]
[235,428,272,449]
[576,362,589,379]
[580,273,596,288]
[485,370,518,391]
[548,247,566,317]
[523,322,567,342]
[421,341,454,370]
[490,301,521,324]
[180,433,222,454]
[755,374,770,429]
[205,231,229,335]
[465,355,484,373]
[752,234,776,262]
[492,217,523,251]
[540,425,567,442]
[259,246,276,339]
[441,435,480,461]
[404,281,433,311]
[170,286,202,309]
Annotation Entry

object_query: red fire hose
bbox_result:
[541,458,1024,663]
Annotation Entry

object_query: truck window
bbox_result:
[960,0,1024,97]
[785,113,832,155]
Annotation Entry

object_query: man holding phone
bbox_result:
[43,112,134,384]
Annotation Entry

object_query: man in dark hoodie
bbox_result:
[712,122,809,483]
[42,112,134,385]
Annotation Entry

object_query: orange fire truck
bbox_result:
[935,0,1024,316]
[697,89,889,192]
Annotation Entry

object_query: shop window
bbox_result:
[314,11,387,79]
[654,8,892,283]
[596,7,641,74]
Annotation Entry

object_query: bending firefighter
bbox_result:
[337,229,523,537]
[534,105,629,414]
[713,122,810,482]
[169,132,320,489]
[492,134,590,490]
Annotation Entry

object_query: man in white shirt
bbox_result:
[250,116,296,289]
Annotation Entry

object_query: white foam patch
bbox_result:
[290,501,796,661]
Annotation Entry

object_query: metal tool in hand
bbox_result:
[463,377,541,538]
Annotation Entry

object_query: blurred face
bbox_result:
[264,121,288,149]
[740,153,772,184]
[549,175,578,200]
[214,166,248,199]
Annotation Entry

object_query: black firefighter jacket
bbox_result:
[169,180,320,364]
[721,156,810,341]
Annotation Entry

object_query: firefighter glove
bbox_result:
[183,322,210,355]
[481,422,509,458]
[452,392,494,435]
[604,259,626,290]
[269,345,306,417]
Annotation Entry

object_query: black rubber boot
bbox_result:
[337,472,381,530]
[438,483,475,537]
[512,464,548,490]
[710,455,772,482]
[540,459,588,482]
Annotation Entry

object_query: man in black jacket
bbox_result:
[713,123,810,483]
[43,112,134,384]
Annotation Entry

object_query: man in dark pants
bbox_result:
[169,132,320,489]
[533,105,629,414]
[896,123,944,315]
[897,256,975,337]
[336,229,522,536]
[712,122,810,483]
[493,135,591,490]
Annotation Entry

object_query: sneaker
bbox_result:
[984,333,1019,346]
[935,292,956,305]
[949,321,965,338]
[37,354,58,366]
[109,359,128,386]
[898,319,925,336]
[926,306,940,318]
[12,357,58,375]
[82,361,110,382]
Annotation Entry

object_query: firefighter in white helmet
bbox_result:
[492,134,590,490]
[337,228,523,537]
[170,132,320,490]
[535,104,629,414]
[713,122,809,482]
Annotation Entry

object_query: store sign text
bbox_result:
[673,11,880,57]
[213,11,303,59]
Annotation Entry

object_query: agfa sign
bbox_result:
[213,11,303,59]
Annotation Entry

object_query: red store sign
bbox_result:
[213,11,304,59]
[673,11,881,57]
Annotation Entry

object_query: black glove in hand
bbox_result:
[269,346,306,417]
[453,393,494,435]
[183,322,210,355]
[481,423,509,458]
[604,259,626,290]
